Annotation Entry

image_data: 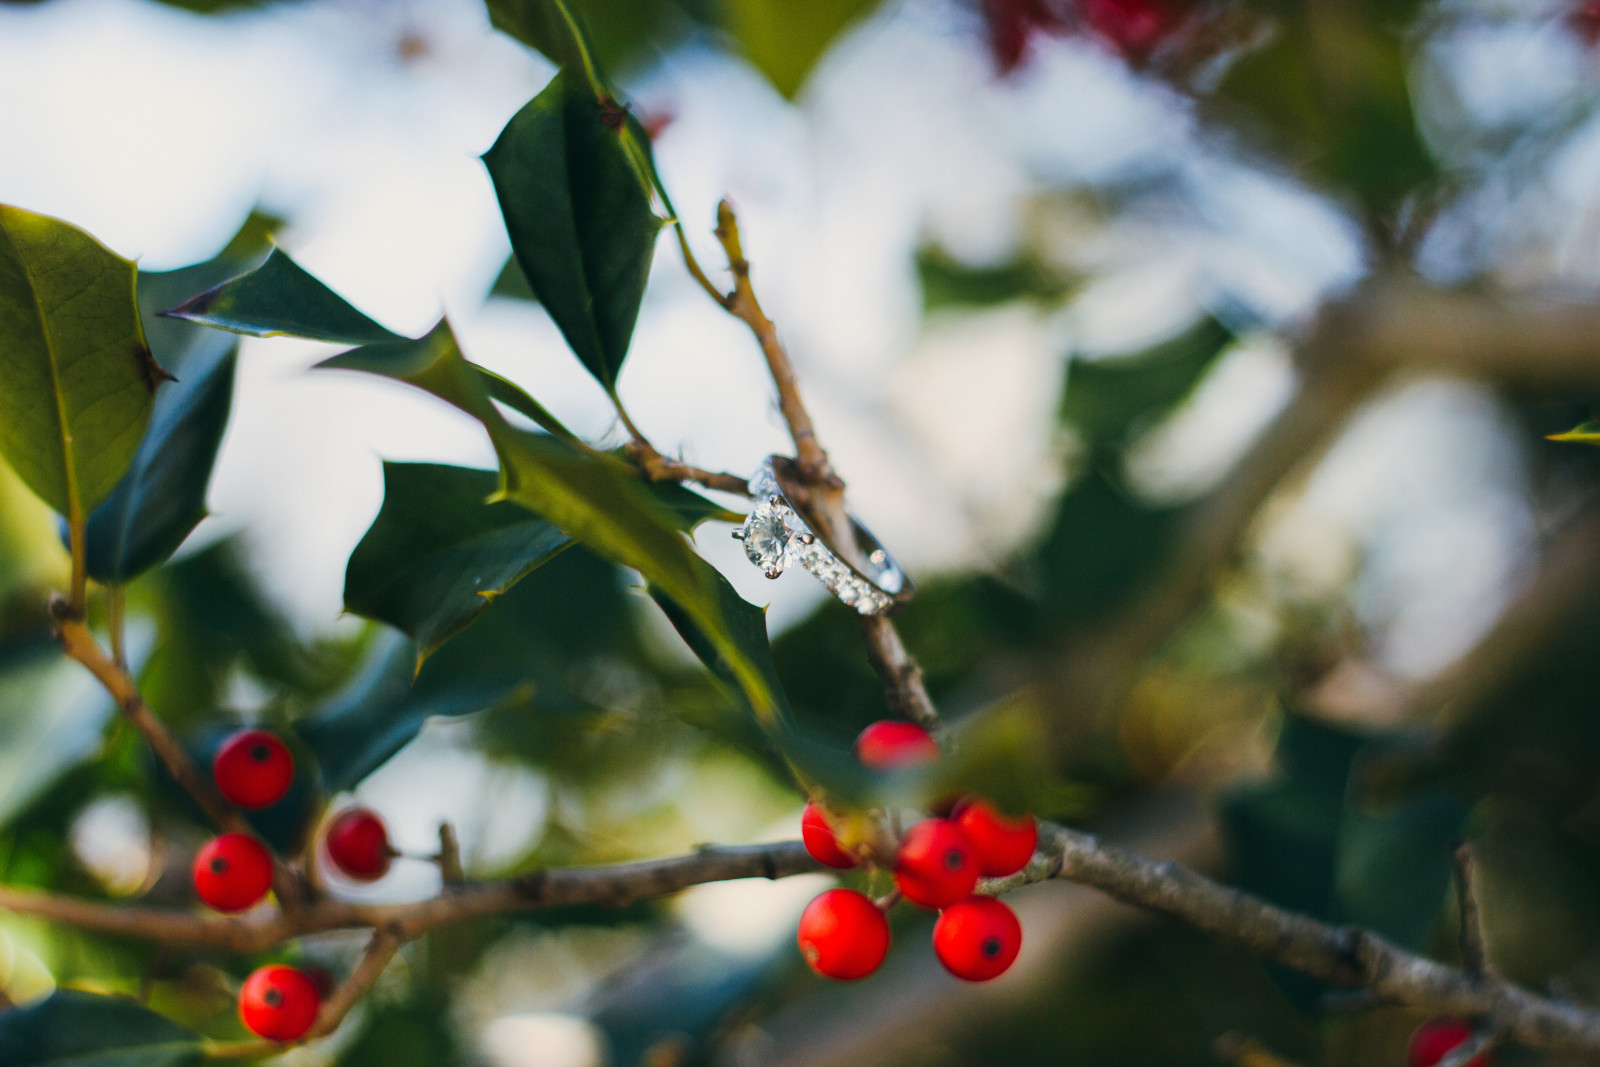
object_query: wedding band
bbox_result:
[731,456,913,616]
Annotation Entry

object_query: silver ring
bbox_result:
[731,456,914,616]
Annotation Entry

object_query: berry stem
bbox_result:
[50,605,305,909]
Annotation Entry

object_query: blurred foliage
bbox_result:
[5,0,1600,1064]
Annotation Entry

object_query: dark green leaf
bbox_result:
[319,320,788,736]
[650,572,867,798]
[83,338,236,584]
[917,246,1076,311]
[137,209,280,366]
[1223,715,1468,1008]
[1336,786,1468,951]
[302,548,641,791]
[723,0,885,98]
[0,204,163,518]
[344,462,572,662]
[1037,468,1177,626]
[483,70,664,392]
[490,255,539,303]
[1062,315,1234,449]
[1215,2,1434,211]
[162,246,405,345]
[0,990,205,1067]
[486,0,608,91]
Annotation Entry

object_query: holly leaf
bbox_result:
[0,204,164,520]
[483,69,664,393]
[317,321,789,733]
[345,462,573,663]
[0,990,205,1067]
[485,0,607,92]
[161,246,404,345]
[723,0,885,98]
[82,337,236,584]
[137,209,281,365]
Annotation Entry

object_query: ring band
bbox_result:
[731,456,914,616]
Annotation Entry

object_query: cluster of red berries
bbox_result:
[1408,1018,1489,1067]
[795,721,1038,983]
[188,729,397,1041]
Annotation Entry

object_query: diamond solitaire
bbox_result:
[731,457,914,616]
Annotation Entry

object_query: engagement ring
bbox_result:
[732,456,913,616]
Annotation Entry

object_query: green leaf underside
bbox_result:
[345,462,573,663]
[484,70,663,392]
[0,990,205,1067]
[317,320,788,731]
[84,338,236,584]
[161,246,404,345]
[0,204,160,517]
[724,0,885,98]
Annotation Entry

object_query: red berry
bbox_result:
[854,721,939,771]
[894,818,980,909]
[213,729,295,809]
[1081,0,1179,58]
[952,797,1037,877]
[1574,1,1600,46]
[1407,1018,1488,1067]
[801,801,858,869]
[933,895,1023,981]
[239,964,321,1042]
[796,888,890,981]
[192,833,274,913]
[324,808,392,881]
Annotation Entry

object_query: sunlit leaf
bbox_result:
[162,246,404,345]
[1547,421,1600,445]
[345,462,573,663]
[483,70,664,393]
[83,339,235,584]
[0,204,163,519]
[723,0,885,98]
[0,990,205,1067]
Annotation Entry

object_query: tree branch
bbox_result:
[10,828,1600,1055]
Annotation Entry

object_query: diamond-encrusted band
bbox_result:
[731,457,913,616]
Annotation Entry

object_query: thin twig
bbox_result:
[712,200,830,482]
[611,392,752,495]
[310,929,403,1038]
[857,617,941,736]
[50,604,304,908]
[436,823,465,886]
[1453,843,1490,979]
[108,586,127,670]
[695,203,943,734]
